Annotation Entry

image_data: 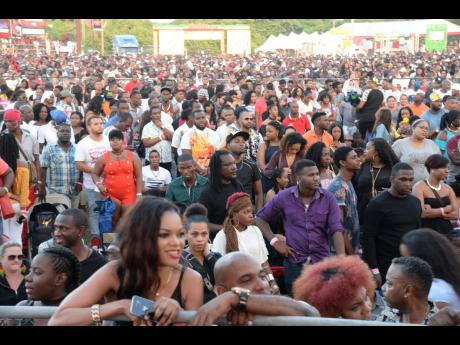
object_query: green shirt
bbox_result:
[165,175,208,212]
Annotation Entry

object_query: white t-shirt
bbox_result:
[21,122,37,139]
[428,278,460,311]
[180,127,221,170]
[212,225,269,265]
[38,122,75,146]
[171,123,193,155]
[75,135,111,189]
[142,166,172,190]
[216,123,230,148]
[141,121,174,163]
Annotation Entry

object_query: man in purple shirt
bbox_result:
[256,159,345,296]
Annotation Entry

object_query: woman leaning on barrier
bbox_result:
[11,246,81,326]
[48,197,203,326]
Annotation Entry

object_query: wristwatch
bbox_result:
[231,287,251,312]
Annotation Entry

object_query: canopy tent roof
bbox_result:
[255,31,342,52]
[333,19,460,37]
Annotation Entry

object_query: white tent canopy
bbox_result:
[255,31,318,52]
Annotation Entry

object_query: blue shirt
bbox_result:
[40,144,79,196]
[421,108,447,131]
[256,186,344,264]
[104,114,120,128]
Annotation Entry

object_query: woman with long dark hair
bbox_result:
[400,228,460,310]
[265,168,290,204]
[355,138,399,225]
[305,141,336,190]
[32,103,51,138]
[203,100,217,130]
[257,120,283,193]
[244,90,257,114]
[70,111,87,144]
[49,197,204,326]
[371,108,393,145]
[264,132,307,187]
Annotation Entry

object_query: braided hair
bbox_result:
[223,193,252,253]
[0,132,19,173]
[42,246,81,293]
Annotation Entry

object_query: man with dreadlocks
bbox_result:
[198,150,244,236]
[212,192,279,294]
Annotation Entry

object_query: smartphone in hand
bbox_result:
[130,295,155,319]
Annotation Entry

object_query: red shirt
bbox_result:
[255,98,267,128]
[124,81,143,94]
[282,114,311,135]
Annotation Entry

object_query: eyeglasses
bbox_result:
[416,126,429,131]
[7,254,25,261]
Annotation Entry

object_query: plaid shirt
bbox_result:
[40,144,79,196]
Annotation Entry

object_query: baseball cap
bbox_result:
[429,92,442,102]
[452,83,460,91]
[60,90,72,98]
[434,77,442,84]
[226,131,249,144]
[50,109,68,124]
[415,90,425,96]
[160,86,172,93]
[3,109,21,122]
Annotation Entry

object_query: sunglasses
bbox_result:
[7,255,25,261]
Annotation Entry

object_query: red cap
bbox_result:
[3,109,21,122]
[226,192,251,210]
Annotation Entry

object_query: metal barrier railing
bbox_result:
[0,306,416,326]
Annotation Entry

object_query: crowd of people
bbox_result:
[1,48,460,326]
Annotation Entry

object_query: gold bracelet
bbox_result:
[91,304,102,326]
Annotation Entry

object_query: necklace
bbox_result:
[154,268,174,297]
[236,160,244,171]
[426,179,442,191]
[161,103,172,114]
[370,165,383,198]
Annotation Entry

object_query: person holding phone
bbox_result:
[48,197,203,326]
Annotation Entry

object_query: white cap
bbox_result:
[415,89,425,96]
[452,83,460,91]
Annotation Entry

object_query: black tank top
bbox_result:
[115,265,186,326]
[170,265,186,308]
[117,264,186,307]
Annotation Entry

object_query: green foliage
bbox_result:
[46,19,459,54]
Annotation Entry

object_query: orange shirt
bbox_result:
[408,103,429,117]
[303,129,334,149]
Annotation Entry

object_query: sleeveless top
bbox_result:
[103,150,135,193]
[115,265,187,326]
[421,180,453,235]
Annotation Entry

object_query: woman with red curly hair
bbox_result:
[293,255,376,320]
[212,192,279,294]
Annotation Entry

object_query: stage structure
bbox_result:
[152,23,251,56]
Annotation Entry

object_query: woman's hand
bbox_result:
[119,299,154,326]
[98,184,108,194]
[151,297,181,326]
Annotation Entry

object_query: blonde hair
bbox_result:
[0,242,22,258]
